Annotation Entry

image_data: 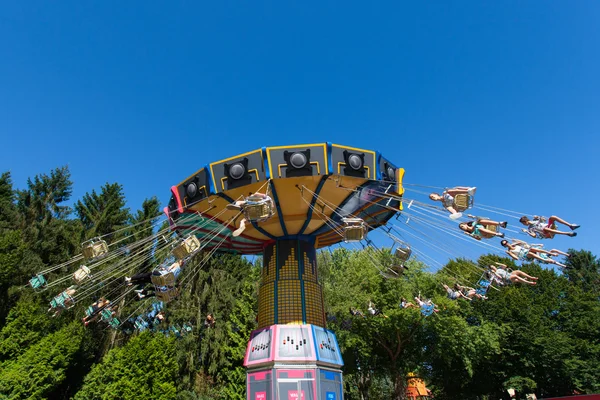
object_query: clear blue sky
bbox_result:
[1,2,598,265]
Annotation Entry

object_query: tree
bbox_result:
[74,333,179,400]
[0,296,56,362]
[14,166,81,266]
[16,166,73,225]
[0,322,86,400]
[74,183,130,241]
[0,172,18,231]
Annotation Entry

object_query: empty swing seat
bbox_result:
[342,218,367,242]
[387,264,407,278]
[244,196,274,222]
[73,266,92,284]
[172,236,201,260]
[453,194,474,212]
[82,239,109,261]
[29,274,47,291]
[395,246,412,263]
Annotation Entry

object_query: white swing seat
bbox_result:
[172,236,200,260]
[73,266,92,284]
[384,264,406,279]
[395,246,412,263]
[342,217,367,242]
[82,239,109,261]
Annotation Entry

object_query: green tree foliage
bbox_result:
[0,231,25,321]
[15,166,81,266]
[0,297,56,362]
[74,333,179,400]
[0,165,598,400]
[0,172,19,231]
[128,197,162,270]
[16,166,73,224]
[0,322,86,399]
[170,253,259,398]
[75,182,130,241]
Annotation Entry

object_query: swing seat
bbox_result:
[478,279,491,288]
[476,287,488,296]
[52,290,75,310]
[85,305,96,317]
[485,225,498,233]
[385,264,406,279]
[135,318,149,331]
[151,271,176,287]
[395,246,412,263]
[156,288,180,303]
[453,194,474,212]
[82,239,109,261]
[244,197,274,221]
[29,274,47,291]
[100,308,114,322]
[172,236,201,260]
[342,218,367,242]
[421,304,435,317]
[108,317,121,329]
[73,266,92,284]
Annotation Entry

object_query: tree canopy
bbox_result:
[0,166,598,399]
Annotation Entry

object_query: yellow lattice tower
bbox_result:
[257,239,326,328]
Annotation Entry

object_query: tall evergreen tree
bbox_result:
[75,182,130,241]
[16,166,73,225]
[14,166,81,267]
[0,172,18,231]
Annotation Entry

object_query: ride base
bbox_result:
[244,239,344,400]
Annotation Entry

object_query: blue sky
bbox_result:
[1,2,598,266]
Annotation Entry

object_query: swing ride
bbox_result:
[27,142,579,400]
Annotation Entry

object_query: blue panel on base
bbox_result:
[311,326,344,366]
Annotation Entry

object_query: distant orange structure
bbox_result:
[406,373,431,400]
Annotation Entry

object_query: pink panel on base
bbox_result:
[249,371,269,381]
[276,370,313,379]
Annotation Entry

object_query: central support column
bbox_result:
[258,239,325,328]
[244,239,344,400]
